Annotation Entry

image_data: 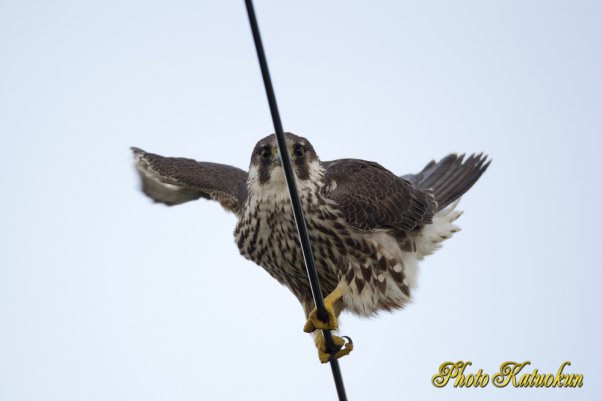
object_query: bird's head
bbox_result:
[248,133,323,194]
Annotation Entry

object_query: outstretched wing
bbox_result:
[131,147,248,216]
[323,159,436,232]
[401,153,490,212]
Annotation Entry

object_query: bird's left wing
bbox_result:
[324,159,436,232]
[131,147,248,215]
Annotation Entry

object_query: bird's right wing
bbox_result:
[131,147,248,216]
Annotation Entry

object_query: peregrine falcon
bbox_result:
[132,133,490,362]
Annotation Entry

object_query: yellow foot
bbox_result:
[303,287,343,333]
[315,333,354,364]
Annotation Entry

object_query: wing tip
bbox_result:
[413,151,491,211]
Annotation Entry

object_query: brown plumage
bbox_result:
[132,133,490,318]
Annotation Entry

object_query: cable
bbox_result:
[244,1,349,400]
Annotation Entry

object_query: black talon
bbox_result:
[332,336,352,353]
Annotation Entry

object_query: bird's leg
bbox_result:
[303,285,344,333]
[303,285,352,362]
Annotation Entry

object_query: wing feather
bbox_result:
[402,153,490,211]
[131,147,248,215]
[324,159,436,232]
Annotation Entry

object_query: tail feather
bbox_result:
[403,153,490,211]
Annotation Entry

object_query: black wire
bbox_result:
[244,1,348,400]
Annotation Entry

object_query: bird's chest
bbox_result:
[234,189,343,297]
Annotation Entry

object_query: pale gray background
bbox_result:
[1,1,600,400]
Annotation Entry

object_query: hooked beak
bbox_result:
[273,151,282,166]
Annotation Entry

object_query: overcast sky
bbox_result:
[1,1,600,400]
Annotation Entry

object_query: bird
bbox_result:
[131,133,490,363]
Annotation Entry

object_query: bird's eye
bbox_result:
[293,144,305,157]
[260,146,271,160]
